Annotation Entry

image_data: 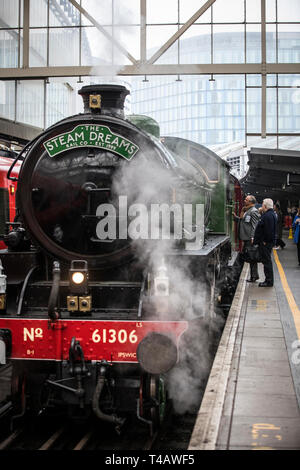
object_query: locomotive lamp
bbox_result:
[153,262,169,315]
[68,260,91,312]
[0,329,11,365]
[69,260,88,295]
[89,94,101,109]
[154,262,169,297]
[72,272,85,285]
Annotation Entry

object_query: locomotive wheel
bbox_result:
[139,374,167,432]
[25,372,50,416]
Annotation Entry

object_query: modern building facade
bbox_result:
[130,31,300,151]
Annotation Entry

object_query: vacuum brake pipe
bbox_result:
[48,261,61,321]
[92,364,125,427]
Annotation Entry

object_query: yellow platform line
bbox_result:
[273,249,300,339]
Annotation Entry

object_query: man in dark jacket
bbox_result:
[254,198,277,287]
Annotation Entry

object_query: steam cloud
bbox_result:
[86,1,138,85]
[81,1,226,413]
[112,146,225,414]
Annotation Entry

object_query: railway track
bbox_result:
[0,424,96,451]
[0,415,158,451]
[0,351,209,451]
[0,405,198,451]
[0,324,218,452]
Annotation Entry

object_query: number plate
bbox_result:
[0,318,188,363]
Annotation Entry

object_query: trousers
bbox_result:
[276,238,286,248]
[260,243,274,285]
[297,238,300,264]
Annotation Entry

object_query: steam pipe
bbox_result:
[92,368,125,426]
[48,261,61,321]
[17,265,37,315]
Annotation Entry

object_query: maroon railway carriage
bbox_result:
[0,150,20,250]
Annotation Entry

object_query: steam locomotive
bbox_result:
[0,84,242,431]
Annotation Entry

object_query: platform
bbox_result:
[189,236,300,450]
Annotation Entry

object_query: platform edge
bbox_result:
[188,262,249,450]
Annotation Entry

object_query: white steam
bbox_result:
[112,148,225,414]
[81,0,139,80]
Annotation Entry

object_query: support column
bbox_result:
[261,0,267,138]
[140,0,146,63]
[23,0,30,69]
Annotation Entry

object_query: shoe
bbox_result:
[258,282,273,287]
[246,277,259,283]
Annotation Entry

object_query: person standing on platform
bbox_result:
[254,198,277,287]
[292,206,298,221]
[292,207,300,266]
[233,195,260,283]
[274,203,286,250]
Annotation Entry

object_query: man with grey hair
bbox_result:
[263,198,274,210]
[254,198,277,287]
[233,195,260,282]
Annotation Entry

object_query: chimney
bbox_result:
[78,84,129,118]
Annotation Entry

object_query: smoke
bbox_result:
[111,144,225,414]
[82,0,138,83]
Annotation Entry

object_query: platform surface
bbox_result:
[189,235,300,450]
